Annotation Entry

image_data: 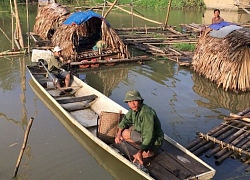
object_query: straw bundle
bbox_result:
[33,3,70,40]
[51,23,87,59]
[101,22,127,58]
[192,28,250,92]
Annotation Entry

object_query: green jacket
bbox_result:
[48,56,63,72]
[118,104,164,151]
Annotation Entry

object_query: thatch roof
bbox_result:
[51,11,128,60]
[33,3,70,40]
[33,4,128,61]
[192,28,250,92]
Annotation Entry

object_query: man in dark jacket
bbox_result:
[48,46,72,95]
[115,90,164,165]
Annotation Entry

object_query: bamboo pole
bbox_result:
[225,113,250,123]
[131,0,134,32]
[71,56,151,66]
[10,0,14,49]
[189,121,239,152]
[0,28,12,44]
[13,0,24,49]
[106,1,163,25]
[103,0,118,18]
[186,122,230,150]
[197,132,250,158]
[164,0,172,29]
[213,127,248,159]
[13,117,34,178]
[214,134,249,166]
[26,0,30,54]
[0,50,26,56]
[193,124,241,156]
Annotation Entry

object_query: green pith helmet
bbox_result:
[123,90,144,102]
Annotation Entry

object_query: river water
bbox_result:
[1,3,250,180]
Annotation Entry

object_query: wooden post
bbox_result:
[164,0,172,30]
[26,0,30,54]
[131,0,134,33]
[10,0,14,49]
[13,0,24,49]
[13,117,34,178]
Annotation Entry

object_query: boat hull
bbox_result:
[27,65,215,180]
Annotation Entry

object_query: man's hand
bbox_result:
[133,150,143,165]
[115,134,123,144]
[115,128,123,144]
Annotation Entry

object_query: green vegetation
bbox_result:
[171,43,196,51]
[3,0,205,9]
[93,0,205,9]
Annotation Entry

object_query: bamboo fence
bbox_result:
[192,28,250,92]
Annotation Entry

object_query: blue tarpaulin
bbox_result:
[63,10,103,25]
[208,21,231,30]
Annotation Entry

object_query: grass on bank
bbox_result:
[171,43,196,51]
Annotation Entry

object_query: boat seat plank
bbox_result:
[112,140,202,180]
[112,142,180,180]
[47,89,74,97]
[56,94,97,104]
[147,163,180,180]
[61,100,93,111]
[161,140,211,175]
[150,152,195,179]
[70,109,98,128]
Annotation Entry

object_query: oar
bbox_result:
[38,60,56,82]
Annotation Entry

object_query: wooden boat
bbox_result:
[27,64,216,180]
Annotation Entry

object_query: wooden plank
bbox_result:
[56,94,98,104]
[61,100,95,112]
[70,109,98,128]
[161,140,210,175]
[152,152,195,179]
[146,162,180,180]
[112,141,194,180]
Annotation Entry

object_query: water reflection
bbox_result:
[192,72,250,112]
[0,57,22,91]
[80,65,132,97]
[0,56,31,179]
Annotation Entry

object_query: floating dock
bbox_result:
[116,26,195,66]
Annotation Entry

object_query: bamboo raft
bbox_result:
[185,107,250,172]
[117,27,196,66]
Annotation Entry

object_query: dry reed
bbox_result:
[192,28,250,92]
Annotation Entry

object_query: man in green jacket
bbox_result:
[48,46,72,95]
[115,90,164,165]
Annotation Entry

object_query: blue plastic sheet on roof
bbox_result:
[63,10,103,25]
[209,21,231,30]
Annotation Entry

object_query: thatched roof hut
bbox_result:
[33,4,128,61]
[192,27,250,92]
[51,10,128,60]
[33,3,70,40]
